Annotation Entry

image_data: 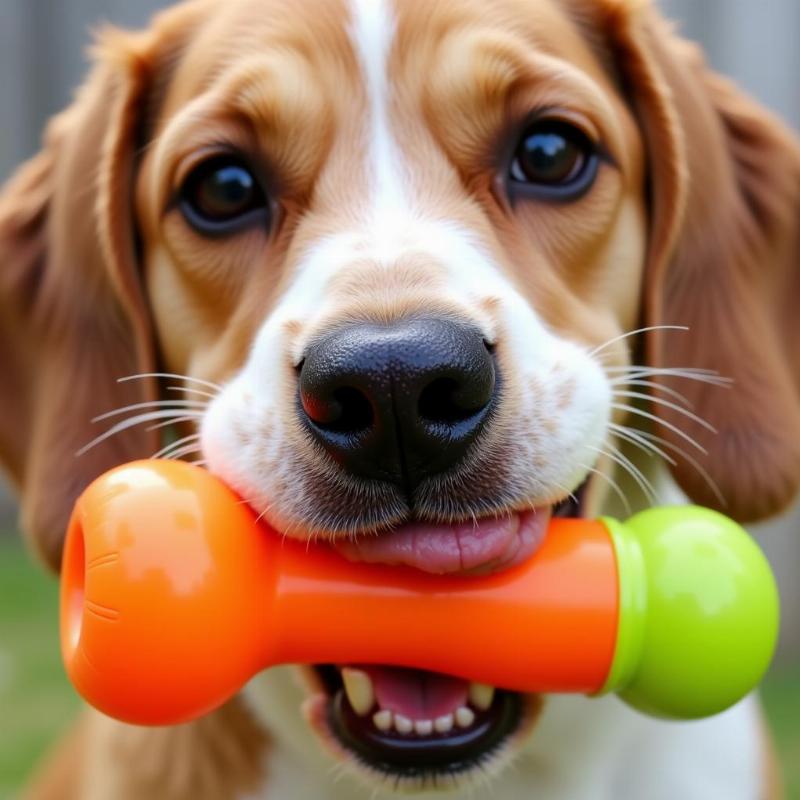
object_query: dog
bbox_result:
[1,0,798,797]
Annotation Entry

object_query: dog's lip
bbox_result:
[331,507,552,576]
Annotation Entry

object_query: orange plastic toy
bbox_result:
[61,460,778,726]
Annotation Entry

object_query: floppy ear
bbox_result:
[0,31,165,571]
[604,2,800,522]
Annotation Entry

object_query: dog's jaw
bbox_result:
[240,666,766,800]
[239,666,545,796]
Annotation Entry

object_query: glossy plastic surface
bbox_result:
[601,507,779,718]
[60,460,779,727]
[61,461,617,725]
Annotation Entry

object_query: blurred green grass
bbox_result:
[0,536,80,799]
[1,533,798,798]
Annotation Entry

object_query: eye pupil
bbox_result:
[518,132,581,183]
[509,120,596,197]
[196,165,255,218]
[179,155,268,235]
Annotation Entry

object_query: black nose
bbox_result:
[298,318,497,489]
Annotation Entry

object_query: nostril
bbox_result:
[297,319,499,486]
[419,378,470,424]
[302,386,373,434]
[418,376,491,425]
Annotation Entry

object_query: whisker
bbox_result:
[588,444,657,505]
[577,463,632,516]
[254,501,275,528]
[606,365,722,375]
[610,404,708,454]
[587,445,652,504]
[613,379,694,408]
[164,443,204,461]
[166,385,218,401]
[608,422,677,466]
[612,392,717,433]
[152,433,201,460]
[608,366,733,387]
[147,414,204,432]
[588,325,688,358]
[76,410,204,456]
[637,430,726,508]
[548,478,579,507]
[92,399,207,423]
[117,372,223,391]
[612,373,732,390]
[236,497,257,507]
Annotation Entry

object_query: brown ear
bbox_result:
[0,30,165,571]
[604,3,800,522]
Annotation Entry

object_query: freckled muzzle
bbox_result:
[297,317,498,490]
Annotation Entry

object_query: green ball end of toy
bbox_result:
[603,507,779,719]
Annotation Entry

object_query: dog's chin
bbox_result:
[261,485,591,792]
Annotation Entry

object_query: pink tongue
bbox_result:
[333,509,550,575]
[356,665,469,720]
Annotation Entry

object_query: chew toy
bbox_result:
[60,460,779,726]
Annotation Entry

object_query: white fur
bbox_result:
[350,0,405,219]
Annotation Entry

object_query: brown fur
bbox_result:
[24,700,268,800]
[601,3,800,522]
[0,0,797,796]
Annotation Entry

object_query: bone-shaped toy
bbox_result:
[60,460,779,726]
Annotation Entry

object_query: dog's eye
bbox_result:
[179,156,268,236]
[508,119,598,200]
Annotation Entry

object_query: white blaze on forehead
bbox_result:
[348,0,408,226]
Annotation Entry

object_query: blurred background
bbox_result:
[0,0,798,797]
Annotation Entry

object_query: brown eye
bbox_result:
[179,155,268,236]
[509,119,598,200]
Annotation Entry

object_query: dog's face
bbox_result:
[136,2,646,781]
[139,0,646,541]
[1,0,799,793]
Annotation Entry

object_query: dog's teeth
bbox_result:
[372,709,393,732]
[434,714,454,733]
[341,668,375,716]
[394,714,414,734]
[414,719,434,736]
[468,681,495,711]
[455,706,476,728]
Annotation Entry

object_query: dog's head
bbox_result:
[1,0,799,791]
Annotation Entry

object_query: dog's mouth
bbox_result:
[298,481,590,783]
[331,478,590,575]
[312,663,527,779]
